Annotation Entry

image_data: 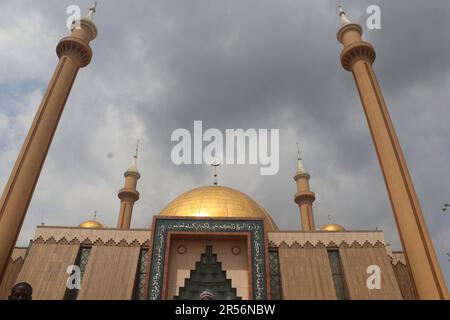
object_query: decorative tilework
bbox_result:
[147,218,268,300]
[269,251,281,300]
[133,248,149,300]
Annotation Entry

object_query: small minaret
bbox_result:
[337,5,448,299]
[116,142,141,229]
[0,3,98,283]
[293,144,316,231]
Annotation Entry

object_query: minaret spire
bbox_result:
[0,3,98,283]
[85,2,97,20]
[127,140,140,174]
[338,4,351,25]
[293,143,316,231]
[117,141,141,229]
[337,7,448,299]
[135,139,140,158]
[211,160,221,186]
[296,142,305,174]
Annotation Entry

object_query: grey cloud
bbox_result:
[0,0,449,282]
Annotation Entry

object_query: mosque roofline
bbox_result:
[266,229,384,233]
[36,225,152,232]
[35,225,383,233]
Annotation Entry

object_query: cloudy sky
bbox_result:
[0,0,449,283]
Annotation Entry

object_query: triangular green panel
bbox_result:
[175,246,242,300]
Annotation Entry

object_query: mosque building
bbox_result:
[0,4,447,300]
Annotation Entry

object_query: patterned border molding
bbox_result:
[390,252,407,266]
[10,247,27,263]
[268,231,386,248]
[269,239,386,249]
[9,257,24,264]
[31,227,151,247]
[147,218,268,300]
[384,245,407,266]
[31,236,150,247]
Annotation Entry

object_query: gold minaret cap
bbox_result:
[338,4,351,25]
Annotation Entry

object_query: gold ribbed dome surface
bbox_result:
[321,223,345,232]
[79,220,104,229]
[159,186,278,231]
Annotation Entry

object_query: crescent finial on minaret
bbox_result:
[126,140,140,176]
[338,4,351,25]
[134,139,140,160]
[85,1,98,21]
[296,142,306,174]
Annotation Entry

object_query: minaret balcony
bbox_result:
[118,188,140,202]
[340,41,376,71]
[294,191,316,204]
[56,36,93,67]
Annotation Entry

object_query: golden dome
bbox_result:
[159,186,278,231]
[79,220,104,229]
[321,223,345,232]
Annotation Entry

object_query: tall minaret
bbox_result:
[0,3,98,283]
[294,144,316,231]
[117,142,141,229]
[337,6,448,299]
